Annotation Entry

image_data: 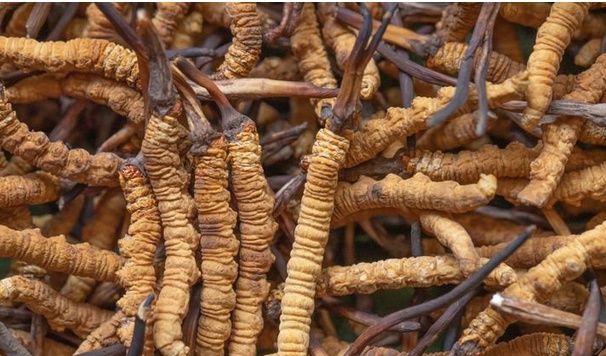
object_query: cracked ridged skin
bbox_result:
[83,4,131,44]
[116,165,161,317]
[344,72,528,169]
[517,53,606,207]
[171,10,204,49]
[76,311,123,354]
[202,3,262,80]
[499,3,552,28]
[0,171,59,208]
[404,142,537,184]
[316,255,515,297]
[0,156,32,177]
[417,112,494,151]
[7,73,145,124]
[0,225,122,281]
[480,333,572,356]
[143,115,199,356]
[0,275,113,338]
[290,3,337,116]
[476,235,575,269]
[419,211,481,277]
[456,220,606,354]
[454,213,551,247]
[318,3,380,100]
[575,38,601,67]
[278,128,350,355]
[0,94,122,186]
[436,3,482,42]
[552,161,606,207]
[227,124,277,356]
[522,3,591,129]
[193,137,239,356]
[332,173,496,227]
[428,42,526,84]
[61,189,125,303]
[0,36,141,89]
[152,3,191,46]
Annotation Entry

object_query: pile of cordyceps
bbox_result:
[4,2,606,356]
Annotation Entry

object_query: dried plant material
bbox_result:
[0,224,121,281]
[419,211,481,276]
[427,42,526,84]
[42,194,85,237]
[315,255,515,297]
[344,71,528,168]
[436,3,482,42]
[143,114,199,356]
[0,275,112,337]
[152,3,191,46]
[517,53,606,207]
[482,332,572,356]
[116,164,161,318]
[493,17,524,63]
[456,220,606,354]
[75,311,123,353]
[5,4,33,38]
[416,112,494,151]
[83,3,131,44]
[201,3,262,80]
[11,328,75,356]
[575,38,602,67]
[318,4,380,100]
[193,137,239,355]
[279,129,350,355]
[0,36,141,89]
[0,92,122,186]
[499,3,552,29]
[332,173,496,227]
[290,3,338,117]
[249,56,301,81]
[0,172,59,208]
[522,3,591,129]
[454,213,551,246]
[171,10,204,50]
[7,73,146,124]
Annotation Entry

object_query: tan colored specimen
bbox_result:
[0,91,123,186]
[83,3,132,44]
[152,3,192,46]
[0,275,112,338]
[416,112,494,151]
[0,172,59,208]
[435,3,482,42]
[75,311,123,354]
[575,38,602,67]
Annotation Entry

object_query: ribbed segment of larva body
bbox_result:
[84,4,131,44]
[554,161,606,207]
[227,125,277,356]
[8,73,145,124]
[318,3,379,100]
[476,236,573,269]
[194,137,239,355]
[517,53,606,207]
[454,213,537,247]
[0,172,59,208]
[205,3,262,80]
[435,3,482,42]
[116,165,161,316]
[522,3,590,129]
[0,275,113,337]
[332,173,496,226]
[152,3,191,46]
[499,3,552,28]
[0,97,122,186]
[417,112,492,151]
[172,10,204,49]
[419,211,480,277]
[486,333,572,356]
[75,311,123,354]
[143,115,199,356]
[291,3,337,116]
[457,220,606,354]
[0,225,121,281]
[428,42,526,84]
[278,128,349,355]
[316,256,514,297]
[0,36,140,88]
[404,142,538,184]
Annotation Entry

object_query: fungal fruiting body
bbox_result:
[143,115,199,356]
[193,137,239,355]
[278,128,350,355]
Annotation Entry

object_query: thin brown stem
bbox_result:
[573,275,601,356]
[26,3,51,39]
[474,4,499,136]
[264,3,303,45]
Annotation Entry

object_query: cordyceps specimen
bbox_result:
[278,7,394,355]
[177,59,277,356]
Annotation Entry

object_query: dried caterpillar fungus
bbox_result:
[143,114,199,356]
[0,275,113,338]
[152,3,192,46]
[575,38,602,67]
[290,3,338,117]
[416,112,495,151]
[193,137,239,355]
[522,2,591,129]
[83,3,132,44]
[171,9,204,50]
[76,311,123,353]
[456,220,606,353]
[332,173,496,228]
[0,172,59,208]
[436,3,482,43]
[0,91,122,186]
